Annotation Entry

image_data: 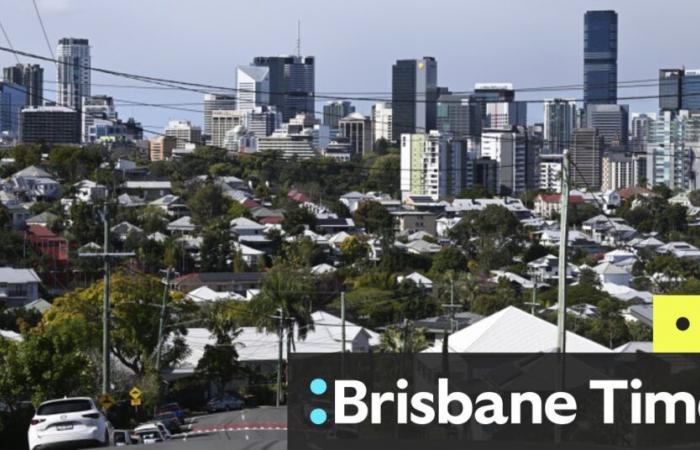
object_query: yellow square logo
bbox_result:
[653,295,700,352]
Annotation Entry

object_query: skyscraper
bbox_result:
[436,93,482,139]
[584,10,618,106]
[81,96,117,143]
[659,69,683,112]
[543,99,577,154]
[56,38,91,109]
[400,131,463,200]
[481,128,528,195]
[252,55,314,121]
[646,111,700,191]
[585,104,629,148]
[3,64,43,107]
[472,83,525,130]
[371,102,393,143]
[323,101,354,130]
[0,82,27,138]
[392,57,438,140]
[681,70,700,111]
[570,128,604,190]
[236,66,270,113]
[339,112,372,156]
[203,94,237,138]
[165,120,202,150]
[20,106,80,144]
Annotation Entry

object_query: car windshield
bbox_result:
[155,413,174,420]
[37,400,92,415]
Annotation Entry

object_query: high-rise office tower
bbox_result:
[247,105,281,138]
[236,66,270,113]
[400,131,463,200]
[392,57,438,139]
[481,128,528,195]
[585,104,629,148]
[81,96,117,143]
[252,55,314,121]
[601,151,646,191]
[472,83,525,130]
[165,120,202,149]
[646,111,700,191]
[656,68,700,114]
[323,101,355,130]
[0,82,27,138]
[570,128,604,190]
[630,113,655,152]
[20,106,80,144]
[203,94,237,139]
[584,10,618,106]
[371,102,393,143]
[56,38,91,109]
[210,110,247,148]
[339,112,372,156]
[3,64,43,107]
[543,99,577,154]
[659,69,683,112]
[436,93,482,139]
[149,136,177,162]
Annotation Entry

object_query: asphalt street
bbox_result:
[102,406,287,450]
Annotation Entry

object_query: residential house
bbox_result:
[110,221,144,241]
[123,180,172,201]
[74,180,107,203]
[172,272,266,296]
[527,254,578,283]
[397,272,434,290]
[27,225,68,266]
[593,262,632,287]
[656,241,700,260]
[11,166,60,200]
[533,194,585,219]
[0,267,41,307]
[167,216,195,235]
[391,210,437,235]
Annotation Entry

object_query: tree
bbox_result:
[196,301,243,395]
[249,266,315,354]
[430,247,468,275]
[282,204,316,236]
[458,184,492,199]
[187,182,232,228]
[200,219,232,272]
[363,153,400,197]
[139,205,170,234]
[377,322,429,353]
[43,272,193,377]
[353,201,394,237]
[47,145,103,183]
[68,201,102,245]
[339,235,370,266]
[0,204,9,228]
[277,237,325,269]
[11,144,42,169]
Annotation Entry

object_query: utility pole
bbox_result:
[525,274,539,315]
[556,150,570,353]
[340,291,346,352]
[272,309,284,407]
[441,277,460,334]
[79,201,134,395]
[155,267,175,374]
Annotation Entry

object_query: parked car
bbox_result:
[153,411,181,433]
[27,397,112,450]
[134,424,166,444]
[207,394,245,412]
[113,429,134,446]
[156,402,185,421]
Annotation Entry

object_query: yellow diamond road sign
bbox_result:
[98,393,115,410]
[130,398,142,407]
[129,387,142,400]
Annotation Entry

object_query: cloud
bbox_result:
[36,0,77,14]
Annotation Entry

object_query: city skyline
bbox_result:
[2,0,699,129]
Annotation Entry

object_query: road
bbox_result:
[103,406,287,450]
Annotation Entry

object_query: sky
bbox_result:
[2,0,699,133]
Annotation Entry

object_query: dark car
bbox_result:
[156,403,184,421]
[153,412,181,434]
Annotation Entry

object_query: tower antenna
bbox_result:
[296,20,301,57]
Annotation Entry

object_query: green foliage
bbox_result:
[618,197,687,238]
[0,204,9,228]
[200,219,233,272]
[470,278,523,315]
[430,247,468,276]
[68,201,102,245]
[187,182,232,228]
[377,322,429,353]
[282,204,316,236]
[44,272,193,376]
[362,153,400,197]
[196,301,243,394]
[353,201,393,237]
[11,144,43,169]
[458,184,492,199]
[48,145,103,183]
[339,235,370,266]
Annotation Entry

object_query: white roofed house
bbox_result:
[339,191,370,213]
[422,306,611,353]
[149,194,188,217]
[593,261,633,287]
[10,165,60,200]
[123,180,172,201]
[527,254,579,283]
[656,241,700,260]
[0,267,42,308]
[167,216,195,235]
[230,217,265,237]
[74,179,107,203]
[110,221,144,242]
[397,272,434,290]
[168,311,380,380]
[232,242,265,268]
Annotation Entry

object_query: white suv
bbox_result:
[28,397,112,450]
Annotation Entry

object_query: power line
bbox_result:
[0,20,20,65]
[30,0,56,64]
